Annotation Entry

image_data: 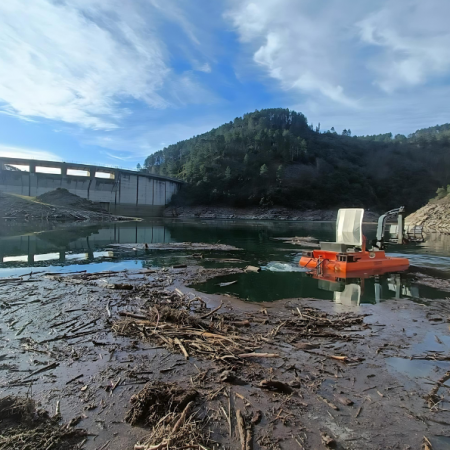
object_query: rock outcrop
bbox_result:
[406,198,450,233]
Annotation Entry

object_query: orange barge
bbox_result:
[299,208,409,275]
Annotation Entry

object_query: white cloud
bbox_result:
[226,0,450,108]
[197,63,212,73]
[357,1,450,92]
[148,0,201,45]
[0,0,212,130]
[226,0,359,107]
[0,145,62,161]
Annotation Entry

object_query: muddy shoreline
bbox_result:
[164,206,380,223]
[1,266,449,449]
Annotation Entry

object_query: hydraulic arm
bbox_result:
[374,206,405,250]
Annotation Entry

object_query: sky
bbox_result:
[0,0,449,169]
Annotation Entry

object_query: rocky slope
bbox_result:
[406,197,450,233]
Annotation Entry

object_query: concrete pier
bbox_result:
[0,157,183,217]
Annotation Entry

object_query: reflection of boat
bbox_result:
[299,208,409,275]
[310,272,416,305]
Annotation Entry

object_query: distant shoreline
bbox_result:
[164,205,380,222]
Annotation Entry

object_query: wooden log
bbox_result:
[245,266,261,273]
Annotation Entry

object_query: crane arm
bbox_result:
[374,206,405,249]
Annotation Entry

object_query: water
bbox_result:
[1,218,450,303]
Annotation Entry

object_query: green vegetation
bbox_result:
[432,185,450,203]
[144,108,450,212]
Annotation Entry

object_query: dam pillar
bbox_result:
[28,162,36,196]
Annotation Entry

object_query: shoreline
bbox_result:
[164,205,380,222]
[1,266,449,449]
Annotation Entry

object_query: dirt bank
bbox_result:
[0,189,134,222]
[1,266,449,449]
[165,205,380,222]
[406,196,450,233]
[37,188,108,213]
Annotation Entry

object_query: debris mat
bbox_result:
[0,396,86,450]
[127,382,210,450]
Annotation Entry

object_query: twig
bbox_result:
[220,405,231,439]
[174,338,189,360]
[238,353,279,358]
[23,362,59,379]
[200,301,223,319]
[236,409,246,450]
[66,374,83,385]
[172,401,194,435]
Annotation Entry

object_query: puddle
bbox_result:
[387,357,449,380]
[387,332,450,380]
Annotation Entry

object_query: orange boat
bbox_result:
[299,208,409,275]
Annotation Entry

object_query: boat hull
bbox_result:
[299,249,409,276]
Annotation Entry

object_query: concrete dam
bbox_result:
[0,157,183,216]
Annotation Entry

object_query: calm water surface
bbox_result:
[1,219,449,304]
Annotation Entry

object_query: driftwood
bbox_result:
[218,281,237,287]
[317,395,339,411]
[427,370,450,408]
[238,353,279,358]
[236,409,247,450]
[23,362,59,379]
[174,338,189,360]
[199,301,223,319]
[110,242,242,251]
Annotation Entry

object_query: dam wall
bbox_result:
[0,157,182,217]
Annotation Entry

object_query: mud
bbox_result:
[164,206,380,223]
[0,266,449,449]
[0,189,134,222]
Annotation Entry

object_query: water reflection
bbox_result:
[0,222,171,266]
[0,219,450,304]
[311,273,420,306]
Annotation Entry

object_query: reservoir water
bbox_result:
[1,219,449,304]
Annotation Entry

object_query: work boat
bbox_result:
[299,208,409,276]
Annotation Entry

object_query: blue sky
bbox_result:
[0,0,450,169]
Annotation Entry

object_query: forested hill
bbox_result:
[143,108,450,213]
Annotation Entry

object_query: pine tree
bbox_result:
[260,164,268,176]
[276,164,283,181]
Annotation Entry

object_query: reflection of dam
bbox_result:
[0,223,172,263]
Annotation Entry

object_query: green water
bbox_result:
[1,219,450,304]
